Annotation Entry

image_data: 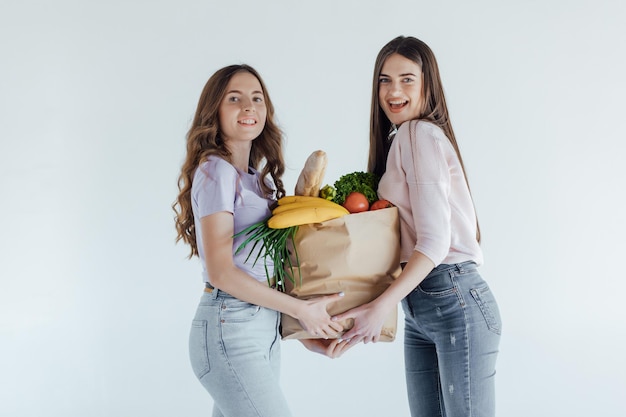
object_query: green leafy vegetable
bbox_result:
[234,219,301,292]
[319,184,336,201]
[331,171,380,205]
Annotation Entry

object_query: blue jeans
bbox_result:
[189,289,292,417]
[402,261,501,417]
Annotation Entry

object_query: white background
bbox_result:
[1,0,625,416]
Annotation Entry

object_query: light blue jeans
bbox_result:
[189,289,292,417]
[402,261,501,417]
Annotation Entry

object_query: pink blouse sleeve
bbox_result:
[402,120,453,265]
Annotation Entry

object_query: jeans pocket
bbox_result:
[470,286,502,335]
[189,319,211,379]
[221,299,262,323]
[417,274,456,297]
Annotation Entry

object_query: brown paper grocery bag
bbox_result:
[281,207,402,342]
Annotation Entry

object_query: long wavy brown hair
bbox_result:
[173,64,286,258]
[367,36,480,242]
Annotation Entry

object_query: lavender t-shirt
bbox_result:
[191,155,275,283]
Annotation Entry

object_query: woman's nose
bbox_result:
[389,81,402,94]
[241,99,255,112]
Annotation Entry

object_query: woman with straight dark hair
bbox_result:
[334,36,502,417]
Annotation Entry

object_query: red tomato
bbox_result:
[343,192,369,213]
[370,199,394,210]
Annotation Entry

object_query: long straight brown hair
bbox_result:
[367,36,480,242]
[173,64,286,257]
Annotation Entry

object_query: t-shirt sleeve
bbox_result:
[404,121,452,265]
[193,159,238,218]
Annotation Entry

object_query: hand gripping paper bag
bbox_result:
[281,207,402,341]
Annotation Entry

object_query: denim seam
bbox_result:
[451,272,472,416]
[436,360,444,417]
[190,319,211,379]
[451,273,466,308]
[461,286,473,417]
[466,312,473,417]
[469,287,501,335]
[217,310,264,417]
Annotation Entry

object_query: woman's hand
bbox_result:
[295,292,345,339]
[334,252,435,345]
[331,301,389,344]
[299,338,354,359]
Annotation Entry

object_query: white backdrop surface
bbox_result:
[1,1,625,416]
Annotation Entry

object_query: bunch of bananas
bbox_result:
[268,196,349,229]
[235,151,348,290]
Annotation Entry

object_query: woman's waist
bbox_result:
[401,260,477,277]
[204,276,276,295]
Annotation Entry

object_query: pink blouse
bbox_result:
[378,120,483,266]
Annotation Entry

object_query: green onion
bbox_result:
[234,219,300,292]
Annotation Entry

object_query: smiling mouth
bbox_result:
[388,100,408,111]
[238,119,257,125]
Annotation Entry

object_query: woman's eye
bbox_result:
[379,77,390,84]
[253,96,264,103]
[228,96,239,102]
[403,77,414,83]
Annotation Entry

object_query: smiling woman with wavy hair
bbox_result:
[172,64,347,417]
[173,64,285,258]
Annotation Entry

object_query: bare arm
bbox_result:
[201,212,343,338]
[332,250,434,344]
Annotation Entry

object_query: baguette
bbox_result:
[294,150,328,197]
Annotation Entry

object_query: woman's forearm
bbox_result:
[210,266,304,317]
[373,250,434,310]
